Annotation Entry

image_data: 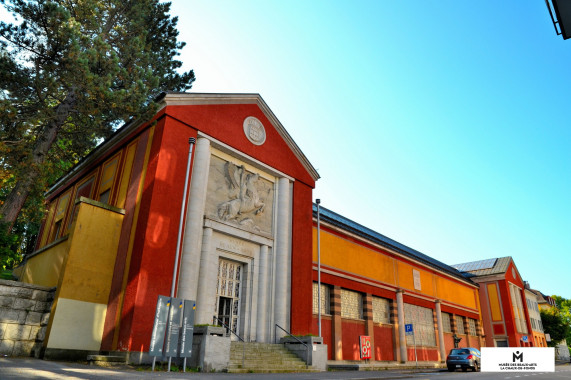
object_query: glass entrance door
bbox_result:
[214,258,242,337]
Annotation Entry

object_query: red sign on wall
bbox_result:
[360,335,372,359]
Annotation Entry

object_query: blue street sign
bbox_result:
[522,336,528,342]
[405,323,414,335]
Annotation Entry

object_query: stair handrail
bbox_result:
[213,316,245,368]
[274,324,310,367]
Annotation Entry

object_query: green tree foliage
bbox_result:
[0,0,194,265]
[540,306,571,347]
[552,295,571,345]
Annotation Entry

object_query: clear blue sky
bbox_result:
[2,2,569,298]
[170,0,570,298]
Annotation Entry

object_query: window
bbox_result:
[455,315,465,334]
[468,318,477,336]
[442,312,451,333]
[341,289,363,319]
[312,283,330,315]
[510,283,528,334]
[99,189,111,204]
[404,304,436,346]
[67,175,95,230]
[49,192,71,242]
[372,296,390,324]
[98,156,119,205]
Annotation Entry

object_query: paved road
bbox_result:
[1,358,570,380]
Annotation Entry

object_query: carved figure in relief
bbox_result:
[217,162,265,227]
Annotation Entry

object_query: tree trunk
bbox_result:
[0,91,77,231]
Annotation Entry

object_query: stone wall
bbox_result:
[0,279,55,357]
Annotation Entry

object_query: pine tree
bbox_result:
[0,0,194,238]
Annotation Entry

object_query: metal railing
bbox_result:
[213,316,245,368]
[274,324,310,367]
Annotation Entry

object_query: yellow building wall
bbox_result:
[396,261,434,297]
[435,276,478,309]
[313,229,396,286]
[487,283,502,321]
[45,200,124,351]
[19,239,69,287]
[57,201,123,303]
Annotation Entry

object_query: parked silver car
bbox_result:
[446,347,481,372]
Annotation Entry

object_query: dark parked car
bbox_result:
[446,347,481,372]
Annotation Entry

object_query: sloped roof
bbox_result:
[451,256,512,278]
[314,204,477,286]
[48,92,319,196]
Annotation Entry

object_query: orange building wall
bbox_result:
[313,226,480,311]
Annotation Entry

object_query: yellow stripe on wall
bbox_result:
[116,141,138,209]
[313,228,396,286]
[487,283,502,321]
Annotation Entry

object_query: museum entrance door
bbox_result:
[214,258,242,339]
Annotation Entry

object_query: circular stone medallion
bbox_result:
[243,116,266,145]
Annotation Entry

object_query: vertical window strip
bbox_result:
[341,289,363,319]
[510,284,522,333]
[468,318,477,336]
[372,296,390,324]
[312,283,330,315]
[455,315,465,335]
[442,312,451,333]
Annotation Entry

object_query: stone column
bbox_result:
[195,227,213,324]
[364,293,375,361]
[396,289,407,362]
[178,138,211,304]
[391,298,401,362]
[331,286,343,361]
[256,245,269,342]
[274,178,290,338]
[435,300,446,362]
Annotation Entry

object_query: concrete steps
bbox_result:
[228,342,318,373]
[87,352,128,368]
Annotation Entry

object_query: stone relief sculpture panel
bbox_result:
[205,155,274,235]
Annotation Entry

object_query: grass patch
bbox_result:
[1,269,15,280]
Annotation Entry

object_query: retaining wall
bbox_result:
[0,279,55,357]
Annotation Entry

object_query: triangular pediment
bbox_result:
[158,92,319,182]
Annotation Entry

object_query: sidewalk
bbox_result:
[0,357,444,380]
[1,356,569,380]
[326,360,445,371]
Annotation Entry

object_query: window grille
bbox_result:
[404,303,436,346]
[341,289,363,319]
[312,282,330,315]
[468,318,477,336]
[372,296,390,324]
[455,315,465,335]
[442,312,451,333]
